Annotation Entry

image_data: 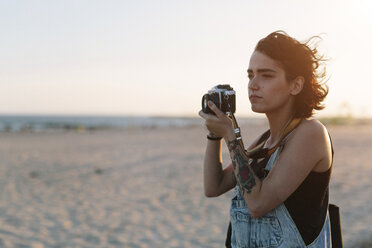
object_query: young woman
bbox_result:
[199,31,333,247]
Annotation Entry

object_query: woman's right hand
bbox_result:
[198,101,235,141]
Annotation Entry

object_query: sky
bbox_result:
[1,0,371,117]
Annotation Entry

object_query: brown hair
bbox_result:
[255,31,328,118]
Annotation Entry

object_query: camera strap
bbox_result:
[248,117,303,157]
[228,111,245,148]
[227,105,302,157]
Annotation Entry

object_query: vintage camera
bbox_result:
[202,84,236,115]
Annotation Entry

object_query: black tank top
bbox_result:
[251,130,333,245]
[284,167,332,245]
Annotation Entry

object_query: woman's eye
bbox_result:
[248,74,254,80]
[262,74,273,78]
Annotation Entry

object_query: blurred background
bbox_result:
[1,1,372,247]
[0,0,371,118]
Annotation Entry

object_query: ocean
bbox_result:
[0,115,205,132]
[0,115,266,132]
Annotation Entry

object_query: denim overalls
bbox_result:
[230,143,332,248]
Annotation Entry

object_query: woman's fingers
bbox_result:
[199,110,211,120]
[199,109,218,121]
[208,101,225,119]
[199,102,232,137]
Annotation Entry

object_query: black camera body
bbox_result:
[202,84,236,115]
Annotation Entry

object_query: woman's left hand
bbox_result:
[198,101,235,139]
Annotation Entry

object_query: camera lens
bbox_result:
[203,97,208,109]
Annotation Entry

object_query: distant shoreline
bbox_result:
[0,115,371,133]
[0,115,264,133]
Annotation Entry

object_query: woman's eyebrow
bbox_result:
[258,68,277,73]
[247,68,277,73]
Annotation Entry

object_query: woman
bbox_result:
[199,31,333,247]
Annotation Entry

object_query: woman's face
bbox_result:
[247,51,294,114]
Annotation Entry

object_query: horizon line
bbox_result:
[0,113,371,120]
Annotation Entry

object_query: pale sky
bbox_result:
[1,0,371,117]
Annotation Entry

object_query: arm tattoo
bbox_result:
[228,139,256,194]
[232,170,237,184]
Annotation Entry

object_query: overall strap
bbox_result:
[248,118,303,159]
[246,118,303,179]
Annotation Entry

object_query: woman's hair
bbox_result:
[255,31,328,118]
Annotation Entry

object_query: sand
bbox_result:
[0,122,371,247]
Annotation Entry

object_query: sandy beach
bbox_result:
[0,121,371,247]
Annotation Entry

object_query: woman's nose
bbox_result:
[248,77,259,90]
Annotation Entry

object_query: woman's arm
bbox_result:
[200,111,264,198]
[201,101,332,218]
[203,138,236,197]
[225,119,332,218]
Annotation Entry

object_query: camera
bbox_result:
[202,84,236,115]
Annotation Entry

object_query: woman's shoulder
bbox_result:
[289,119,332,171]
[295,118,328,140]
[285,118,331,157]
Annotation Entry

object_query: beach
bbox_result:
[0,121,371,247]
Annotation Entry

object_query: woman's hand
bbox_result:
[199,101,235,140]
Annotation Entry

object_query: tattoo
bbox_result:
[228,139,256,194]
[232,171,237,184]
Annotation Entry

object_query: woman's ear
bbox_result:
[290,76,304,96]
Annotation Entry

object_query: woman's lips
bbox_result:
[249,95,262,101]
